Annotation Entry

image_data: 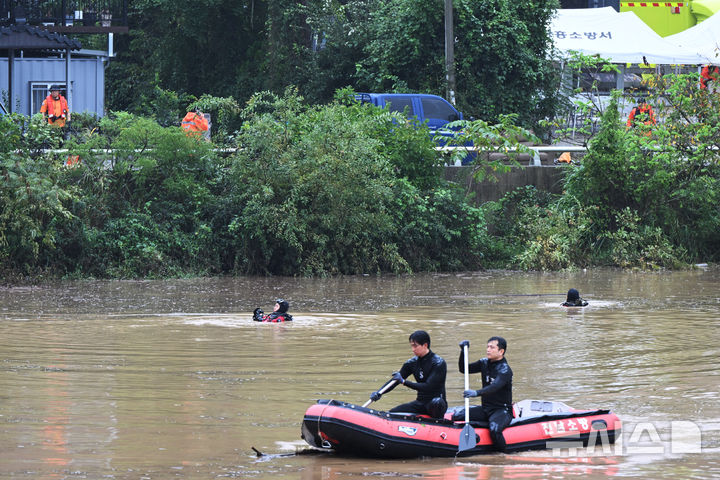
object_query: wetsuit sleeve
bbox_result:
[476,362,512,397]
[398,359,414,381]
[404,358,446,394]
[382,359,414,394]
[458,349,484,374]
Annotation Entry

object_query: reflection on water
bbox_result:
[298,456,622,480]
[1,268,719,479]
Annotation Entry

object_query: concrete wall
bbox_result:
[444,165,567,204]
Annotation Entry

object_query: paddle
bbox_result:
[362,379,398,408]
[458,343,476,453]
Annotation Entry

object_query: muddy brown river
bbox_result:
[1,269,718,479]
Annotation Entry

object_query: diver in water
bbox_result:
[561,288,588,307]
[253,298,293,322]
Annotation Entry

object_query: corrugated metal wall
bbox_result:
[0,56,106,116]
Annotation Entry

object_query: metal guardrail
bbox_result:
[435,145,588,166]
[34,146,589,168]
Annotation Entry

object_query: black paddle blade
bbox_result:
[458,423,476,453]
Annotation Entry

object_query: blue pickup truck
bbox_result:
[354,93,464,130]
[355,93,472,164]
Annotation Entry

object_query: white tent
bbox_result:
[551,7,706,65]
[665,11,720,64]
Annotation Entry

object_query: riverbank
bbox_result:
[3,88,718,279]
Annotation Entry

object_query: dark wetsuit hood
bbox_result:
[562,288,588,307]
[276,299,289,314]
[566,289,580,303]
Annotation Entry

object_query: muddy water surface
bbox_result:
[1,269,718,479]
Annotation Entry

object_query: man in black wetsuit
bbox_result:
[369,330,448,418]
[453,336,513,451]
[562,288,588,307]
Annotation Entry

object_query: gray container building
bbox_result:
[1,53,107,116]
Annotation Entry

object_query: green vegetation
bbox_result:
[487,75,720,270]
[3,67,719,280]
[106,0,559,128]
[1,90,493,279]
[7,3,719,281]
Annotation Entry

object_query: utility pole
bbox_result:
[444,0,456,105]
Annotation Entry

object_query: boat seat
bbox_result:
[386,411,455,424]
[513,399,573,418]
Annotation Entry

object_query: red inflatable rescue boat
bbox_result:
[301,399,620,458]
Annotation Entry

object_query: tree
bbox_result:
[107,0,270,112]
[355,0,446,93]
[453,0,560,124]
[106,0,561,129]
[314,0,560,124]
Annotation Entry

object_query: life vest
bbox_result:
[261,313,293,323]
[626,104,656,127]
[40,94,69,127]
[700,65,719,90]
[252,308,293,323]
[65,155,81,167]
[181,111,209,137]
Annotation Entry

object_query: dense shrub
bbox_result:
[487,79,719,271]
[2,89,494,280]
[599,208,687,270]
[224,88,485,275]
[392,180,488,271]
[562,89,716,266]
[0,114,72,277]
[4,74,717,280]
[482,186,592,270]
[53,112,225,277]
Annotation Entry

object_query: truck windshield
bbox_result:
[421,97,458,122]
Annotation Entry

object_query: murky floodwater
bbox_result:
[1,269,718,479]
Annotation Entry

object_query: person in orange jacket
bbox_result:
[181,110,209,138]
[626,101,656,128]
[40,85,70,127]
[700,65,719,90]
